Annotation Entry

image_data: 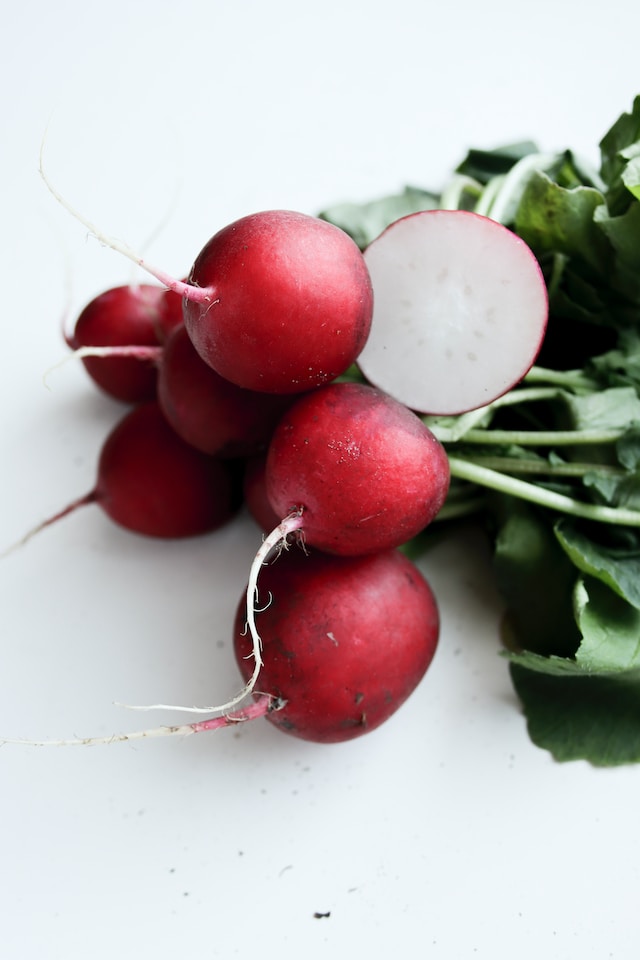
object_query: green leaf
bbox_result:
[588,329,640,389]
[599,94,640,213]
[574,577,640,671]
[507,573,640,676]
[509,663,640,765]
[515,171,609,273]
[582,470,640,511]
[555,521,640,608]
[616,424,640,469]
[594,201,640,302]
[563,386,640,431]
[318,186,438,249]
[507,580,640,677]
[491,500,580,658]
[454,141,539,184]
[622,155,640,201]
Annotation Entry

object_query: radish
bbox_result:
[231,382,449,700]
[263,381,450,556]
[4,402,237,551]
[40,165,374,397]
[157,324,297,457]
[242,454,281,533]
[2,546,439,747]
[357,209,548,415]
[234,546,440,743]
[67,283,183,403]
[182,210,373,394]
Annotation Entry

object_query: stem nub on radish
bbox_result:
[264,381,451,556]
[182,210,374,394]
[67,284,183,403]
[5,402,238,552]
[357,209,548,415]
[234,545,440,743]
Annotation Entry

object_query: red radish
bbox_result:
[182,210,373,394]
[157,324,296,457]
[263,381,450,556]
[4,402,237,551]
[357,209,548,415]
[68,284,183,403]
[243,454,281,532]
[156,286,185,339]
[40,166,373,395]
[234,546,440,743]
[2,547,439,748]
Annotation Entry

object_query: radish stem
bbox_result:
[447,456,640,526]
[446,427,625,447]
[456,455,626,478]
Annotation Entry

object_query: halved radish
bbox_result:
[357,210,548,415]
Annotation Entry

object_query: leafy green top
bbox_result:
[320,96,640,766]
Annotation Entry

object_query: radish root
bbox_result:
[0,693,284,748]
[39,136,214,306]
[117,511,306,717]
[43,344,163,389]
[1,513,306,748]
[0,492,97,558]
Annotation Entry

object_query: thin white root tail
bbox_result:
[43,344,163,389]
[38,136,210,304]
[0,693,284,748]
[116,511,306,716]
[2,514,304,747]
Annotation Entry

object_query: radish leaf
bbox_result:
[509,664,640,766]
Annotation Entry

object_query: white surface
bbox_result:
[1,2,640,957]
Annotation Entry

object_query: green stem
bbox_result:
[523,365,599,390]
[457,455,625,478]
[439,174,483,210]
[447,456,640,526]
[474,175,506,217]
[490,385,566,406]
[453,427,624,447]
[424,385,593,444]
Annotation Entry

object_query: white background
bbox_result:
[2,1,640,957]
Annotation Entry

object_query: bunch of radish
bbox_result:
[4,196,548,748]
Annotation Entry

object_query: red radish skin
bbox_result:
[157,324,296,457]
[243,454,281,532]
[83,402,238,537]
[68,284,183,403]
[183,210,373,394]
[0,547,439,746]
[156,286,184,341]
[4,403,238,551]
[38,172,372,395]
[265,382,451,556]
[234,546,440,743]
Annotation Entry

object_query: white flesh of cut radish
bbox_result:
[357,210,548,415]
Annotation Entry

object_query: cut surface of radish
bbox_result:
[357,210,548,415]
